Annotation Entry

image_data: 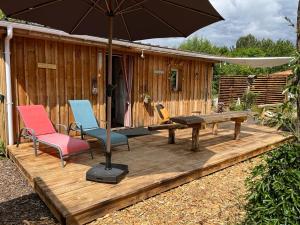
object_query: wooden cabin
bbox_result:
[0,21,216,145]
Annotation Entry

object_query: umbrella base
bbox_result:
[86,163,129,184]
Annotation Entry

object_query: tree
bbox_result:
[236,34,258,49]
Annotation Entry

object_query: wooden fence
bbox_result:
[219,75,288,106]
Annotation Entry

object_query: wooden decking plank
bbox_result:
[7,123,291,225]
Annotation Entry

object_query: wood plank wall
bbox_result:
[2,35,213,141]
[0,35,7,144]
[132,55,213,127]
[10,36,106,141]
[219,75,287,106]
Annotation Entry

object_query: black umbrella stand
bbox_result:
[86,15,128,184]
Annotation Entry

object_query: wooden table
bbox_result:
[171,111,249,151]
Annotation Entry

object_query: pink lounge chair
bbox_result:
[17,105,92,167]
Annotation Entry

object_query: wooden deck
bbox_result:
[7,123,291,225]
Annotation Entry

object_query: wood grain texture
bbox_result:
[10,37,106,139]
[132,55,213,127]
[5,35,212,141]
[7,123,291,225]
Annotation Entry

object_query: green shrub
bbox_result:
[229,99,243,111]
[267,102,296,132]
[241,91,258,110]
[243,143,300,225]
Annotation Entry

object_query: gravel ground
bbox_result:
[90,158,261,225]
[0,158,59,225]
[0,156,260,225]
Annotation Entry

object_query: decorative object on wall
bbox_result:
[91,78,98,96]
[0,93,4,103]
[37,63,57,70]
[143,93,152,104]
[154,69,164,75]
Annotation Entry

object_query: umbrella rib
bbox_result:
[158,0,223,20]
[7,0,64,17]
[113,0,127,14]
[70,0,101,34]
[86,0,107,13]
[115,0,149,15]
[115,0,132,40]
[120,13,132,41]
[104,0,112,12]
[139,4,186,37]
[118,7,143,15]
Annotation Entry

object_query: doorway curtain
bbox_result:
[121,55,134,127]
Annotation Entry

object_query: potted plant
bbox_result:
[143,93,152,104]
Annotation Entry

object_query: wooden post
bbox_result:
[191,126,200,151]
[212,123,218,135]
[234,121,241,140]
[168,129,175,144]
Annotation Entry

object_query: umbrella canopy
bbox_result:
[0,0,223,182]
[0,0,223,41]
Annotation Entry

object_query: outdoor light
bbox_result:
[141,49,145,59]
[91,78,98,95]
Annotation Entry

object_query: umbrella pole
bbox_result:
[85,14,128,184]
[105,15,113,170]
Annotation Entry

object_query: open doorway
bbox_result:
[107,56,126,128]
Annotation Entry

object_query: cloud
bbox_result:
[140,0,298,48]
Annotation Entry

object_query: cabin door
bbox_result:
[107,55,133,128]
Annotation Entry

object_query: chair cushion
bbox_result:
[84,128,128,146]
[17,105,56,136]
[37,133,90,156]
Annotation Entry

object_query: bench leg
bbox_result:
[168,129,175,144]
[212,123,218,135]
[192,127,200,151]
[234,121,241,140]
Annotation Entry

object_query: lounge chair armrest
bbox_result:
[20,127,37,140]
[55,124,68,134]
[68,122,83,133]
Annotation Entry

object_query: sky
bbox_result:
[140,0,298,48]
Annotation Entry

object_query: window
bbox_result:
[170,68,182,92]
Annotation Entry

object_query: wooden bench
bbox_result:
[171,111,249,151]
[148,123,188,144]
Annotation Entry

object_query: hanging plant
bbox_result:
[143,93,152,104]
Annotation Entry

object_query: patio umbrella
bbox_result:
[0,0,223,183]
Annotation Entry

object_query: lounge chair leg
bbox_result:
[67,124,72,134]
[58,151,65,168]
[90,149,94,159]
[17,128,24,148]
[127,142,130,151]
[61,158,65,168]
[33,140,38,156]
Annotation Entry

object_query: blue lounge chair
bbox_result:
[68,100,130,151]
